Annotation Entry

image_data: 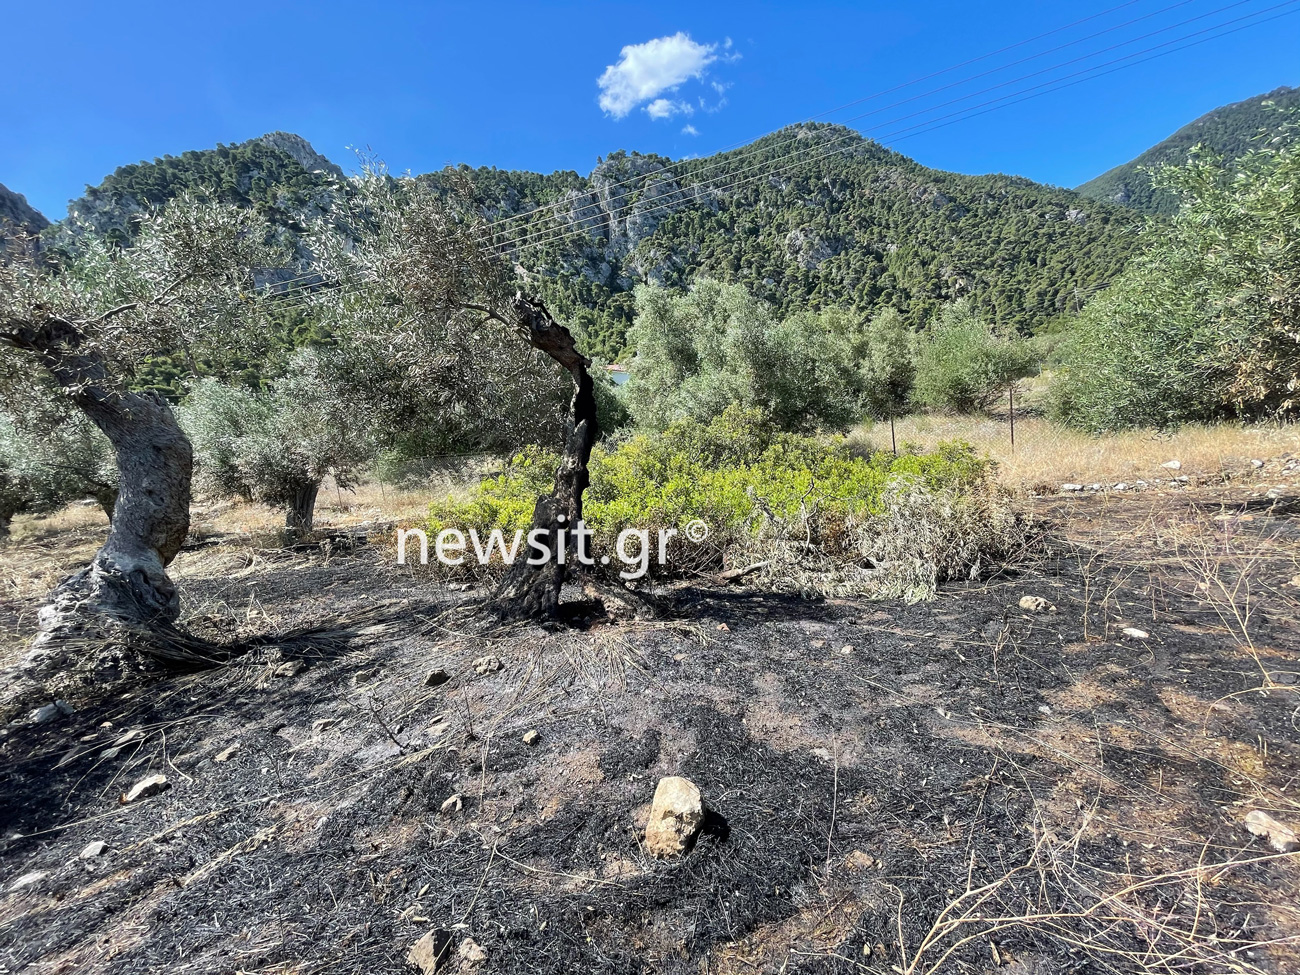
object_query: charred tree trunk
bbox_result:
[285,479,321,539]
[490,295,599,621]
[3,315,192,676]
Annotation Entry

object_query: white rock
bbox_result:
[440,794,463,815]
[80,841,108,859]
[1061,483,1083,492]
[458,938,487,965]
[1113,482,1128,491]
[645,776,704,858]
[522,729,540,746]
[1121,627,1150,640]
[1251,459,1264,469]
[9,870,47,891]
[120,774,169,804]
[1019,595,1052,613]
[473,655,502,675]
[1162,460,1182,470]
[1245,810,1299,852]
[213,744,241,763]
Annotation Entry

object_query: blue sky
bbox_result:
[3,0,1298,218]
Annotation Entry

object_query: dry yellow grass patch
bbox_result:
[851,416,1296,491]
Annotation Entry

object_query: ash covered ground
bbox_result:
[2,488,1300,974]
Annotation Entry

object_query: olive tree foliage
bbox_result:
[303,169,570,456]
[850,306,917,450]
[306,167,606,620]
[913,299,1036,414]
[625,279,861,433]
[179,349,378,535]
[1053,125,1300,431]
[0,194,281,665]
[0,397,117,534]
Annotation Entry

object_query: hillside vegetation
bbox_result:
[51,125,1142,362]
[1076,84,1300,214]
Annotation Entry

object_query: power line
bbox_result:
[261,0,1296,316]
[481,0,1198,241]
[494,0,1297,256]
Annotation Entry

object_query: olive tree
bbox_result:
[913,299,1036,414]
[625,279,861,433]
[1053,127,1300,431]
[0,398,117,534]
[180,349,378,535]
[305,169,596,619]
[0,196,278,667]
[856,307,917,453]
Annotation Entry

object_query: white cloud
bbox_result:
[645,97,694,120]
[681,124,700,136]
[597,32,717,119]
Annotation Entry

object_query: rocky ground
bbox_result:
[2,484,1300,974]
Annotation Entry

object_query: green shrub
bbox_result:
[1052,125,1300,431]
[425,405,1021,598]
[913,300,1037,414]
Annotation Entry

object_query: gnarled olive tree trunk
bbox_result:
[3,316,192,674]
[490,295,598,621]
[284,479,321,539]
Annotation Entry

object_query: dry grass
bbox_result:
[851,415,1297,491]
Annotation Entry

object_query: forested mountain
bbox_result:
[438,125,1141,358]
[1076,84,1300,215]
[45,124,1142,360]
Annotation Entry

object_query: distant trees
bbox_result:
[0,401,116,535]
[624,279,861,433]
[1053,125,1300,431]
[855,307,917,451]
[913,299,1036,414]
[180,351,377,536]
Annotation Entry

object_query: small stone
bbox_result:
[273,660,306,678]
[1162,460,1182,470]
[716,623,730,631]
[845,850,876,871]
[29,700,74,725]
[1088,483,1102,492]
[213,744,241,763]
[440,794,463,815]
[1113,482,1128,491]
[9,870,47,891]
[1018,595,1051,613]
[1176,475,1189,483]
[120,774,169,804]
[522,729,540,746]
[457,938,487,965]
[645,776,704,858]
[811,747,834,762]
[1251,459,1264,469]
[1121,627,1149,640]
[473,656,502,676]
[840,645,854,655]
[80,841,108,859]
[1061,483,1083,492]
[407,929,453,974]
[1290,575,1300,590]
[1244,810,1299,853]
[424,669,450,688]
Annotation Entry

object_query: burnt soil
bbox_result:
[2,487,1300,974]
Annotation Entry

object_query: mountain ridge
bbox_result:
[1076,84,1300,214]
